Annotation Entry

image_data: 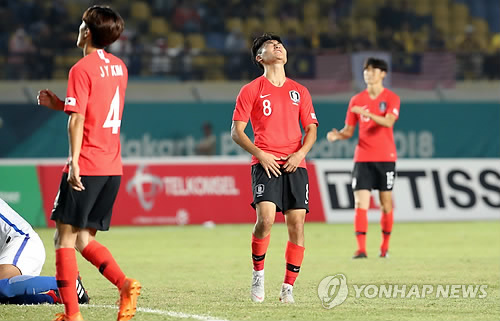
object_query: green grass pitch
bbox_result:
[1,221,499,320]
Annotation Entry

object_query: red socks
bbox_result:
[55,248,79,316]
[354,208,368,253]
[380,210,393,252]
[284,241,305,286]
[251,234,270,271]
[81,240,126,289]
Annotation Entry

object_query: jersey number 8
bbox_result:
[263,99,272,116]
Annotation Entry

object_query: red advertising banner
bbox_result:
[38,160,325,226]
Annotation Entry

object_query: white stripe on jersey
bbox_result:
[0,198,34,250]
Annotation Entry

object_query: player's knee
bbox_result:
[256,216,274,229]
[287,221,304,234]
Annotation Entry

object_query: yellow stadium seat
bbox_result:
[53,69,68,80]
[226,17,243,32]
[471,18,489,36]
[65,55,81,68]
[304,1,319,20]
[451,3,469,21]
[244,17,262,36]
[490,33,500,52]
[150,17,169,37]
[130,1,151,21]
[187,33,206,51]
[414,0,431,16]
[263,1,278,18]
[55,55,65,67]
[263,18,281,35]
[283,18,302,35]
[167,32,184,48]
[359,18,377,44]
[352,0,375,18]
[66,2,84,21]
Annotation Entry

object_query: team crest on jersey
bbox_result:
[255,184,265,197]
[379,101,387,112]
[289,90,300,105]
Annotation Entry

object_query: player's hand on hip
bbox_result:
[257,151,281,178]
[281,152,303,173]
[37,89,61,110]
[67,163,85,192]
[327,129,339,142]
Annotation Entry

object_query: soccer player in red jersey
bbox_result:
[37,6,140,321]
[327,57,400,259]
[231,34,318,303]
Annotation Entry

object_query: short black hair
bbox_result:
[363,57,388,72]
[251,33,283,69]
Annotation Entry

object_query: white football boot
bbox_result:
[251,270,265,302]
[279,283,295,303]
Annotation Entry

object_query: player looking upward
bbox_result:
[231,33,318,303]
[37,5,140,321]
[327,57,400,259]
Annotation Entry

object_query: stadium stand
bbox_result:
[0,0,498,83]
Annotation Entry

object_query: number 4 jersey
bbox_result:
[63,49,128,175]
[232,76,319,168]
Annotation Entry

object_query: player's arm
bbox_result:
[231,120,281,178]
[327,124,355,142]
[37,89,64,111]
[67,112,85,191]
[351,106,397,128]
[282,123,317,173]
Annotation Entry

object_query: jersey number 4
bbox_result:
[103,87,122,134]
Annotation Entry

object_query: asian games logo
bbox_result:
[126,164,163,211]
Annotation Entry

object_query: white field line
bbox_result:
[23,303,229,321]
[83,304,229,321]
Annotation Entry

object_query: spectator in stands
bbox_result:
[457,25,484,79]
[484,34,500,80]
[196,122,216,156]
[394,22,416,53]
[128,35,144,76]
[7,26,35,79]
[377,26,404,52]
[177,38,200,81]
[32,23,54,79]
[109,29,134,66]
[319,22,348,52]
[151,37,172,75]
[225,27,248,80]
[377,0,401,31]
[427,28,446,52]
[172,0,202,33]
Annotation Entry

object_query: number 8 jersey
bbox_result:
[232,76,319,168]
[63,49,128,175]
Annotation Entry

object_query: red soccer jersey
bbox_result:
[345,88,400,162]
[63,49,128,175]
[232,76,319,168]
